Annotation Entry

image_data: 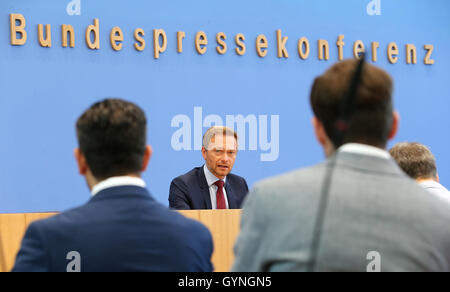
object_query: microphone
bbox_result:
[334,53,366,148]
[307,54,366,272]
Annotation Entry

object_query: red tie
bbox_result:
[214,180,227,209]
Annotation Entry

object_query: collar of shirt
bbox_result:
[203,164,227,187]
[420,180,449,192]
[419,180,450,205]
[91,176,147,197]
[339,143,391,160]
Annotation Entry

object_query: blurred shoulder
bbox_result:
[241,163,326,213]
[252,163,326,195]
[26,203,91,232]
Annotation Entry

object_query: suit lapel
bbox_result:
[225,181,237,209]
[198,167,213,209]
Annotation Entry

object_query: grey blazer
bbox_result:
[232,152,450,272]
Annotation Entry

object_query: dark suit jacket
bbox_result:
[12,186,213,272]
[169,166,249,210]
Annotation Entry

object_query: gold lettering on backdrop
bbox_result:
[318,40,329,60]
[406,44,417,64]
[62,24,75,48]
[10,14,27,46]
[371,42,380,62]
[195,31,208,55]
[388,42,399,64]
[336,35,345,61]
[85,18,100,50]
[276,29,289,58]
[235,33,246,56]
[424,45,435,65]
[353,40,365,60]
[38,24,52,48]
[298,37,310,60]
[134,28,145,51]
[177,31,186,53]
[6,15,436,65]
[216,32,227,55]
[153,29,167,59]
[110,27,123,51]
[256,34,268,58]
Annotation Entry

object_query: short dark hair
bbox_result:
[76,99,147,180]
[310,59,394,148]
[389,142,437,180]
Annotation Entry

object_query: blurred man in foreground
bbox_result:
[390,142,450,203]
[232,60,450,272]
[13,99,213,272]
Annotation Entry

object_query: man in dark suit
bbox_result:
[13,99,213,272]
[169,126,248,210]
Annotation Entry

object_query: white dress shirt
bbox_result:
[420,180,450,204]
[339,143,391,160]
[203,164,229,209]
[91,176,147,197]
[339,144,450,205]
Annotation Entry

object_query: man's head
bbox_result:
[201,126,238,180]
[310,59,399,156]
[389,142,439,182]
[75,99,152,188]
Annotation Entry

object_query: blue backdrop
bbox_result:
[1,0,449,213]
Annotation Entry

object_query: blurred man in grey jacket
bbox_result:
[232,60,450,272]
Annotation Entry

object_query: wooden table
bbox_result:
[0,210,241,272]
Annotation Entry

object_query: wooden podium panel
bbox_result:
[178,210,200,221]
[0,214,27,273]
[0,213,57,272]
[198,210,241,272]
[0,210,241,272]
[179,210,242,272]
